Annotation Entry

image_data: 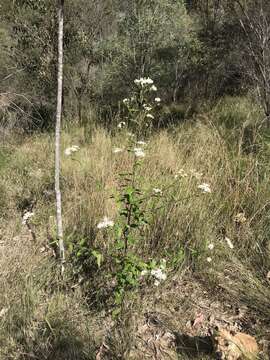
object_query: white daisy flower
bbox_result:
[154,97,161,102]
[208,243,214,250]
[145,77,154,85]
[198,183,211,193]
[151,268,167,281]
[113,147,124,154]
[133,147,145,158]
[153,188,162,194]
[64,145,80,156]
[117,121,126,129]
[134,77,154,86]
[97,216,114,229]
[137,140,147,145]
[64,148,72,156]
[141,269,148,276]
[234,212,246,224]
[175,169,188,179]
[123,98,129,104]
[143,104,152,112]
[206,257,212,263]
[150,85,157,91]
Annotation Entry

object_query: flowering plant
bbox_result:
[121,77,161,137]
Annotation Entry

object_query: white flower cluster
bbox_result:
[153,188,162,195]
[133,147,145,158]
[234,212,246,224]
[134,77,158,92]
[206,242,214,263]
[122,96,136,105]
[151,268,167,286]
[141,259,167,286]
[22,211,34,225]
[97,216,114,229]
[175,168,203,180]
[117,121,126,129]
[174,169,212,193]
[134,77,154,86]
[64,145,80,156]
[174,169,188,179]
[143,104,152,112]
[137,140,147,146]
[112,142,147,157]
[113,147,124,154]
[198,183,211,193]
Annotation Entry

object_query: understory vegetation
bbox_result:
[1,96,270,358]
[1,0,270,359]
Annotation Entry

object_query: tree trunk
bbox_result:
[55,0,65,273]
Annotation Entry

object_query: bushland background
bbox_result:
[0,1,270,359]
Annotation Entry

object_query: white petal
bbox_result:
[225,237,234,249]
[113,147,124,153]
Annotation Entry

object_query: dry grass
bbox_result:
[0,118,269,359]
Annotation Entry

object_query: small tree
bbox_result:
[55,0,65,272]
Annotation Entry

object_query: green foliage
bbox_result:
[1,0,114,128]
[96,0,200,108]
[1,0,267,130]
[110,141,151,310]
[67,235,103,277]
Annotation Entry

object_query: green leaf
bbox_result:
[91,250,103,268]
[116,240,125,250]
[112,307,121,318]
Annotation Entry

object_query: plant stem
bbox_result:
[55,0,65,274]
